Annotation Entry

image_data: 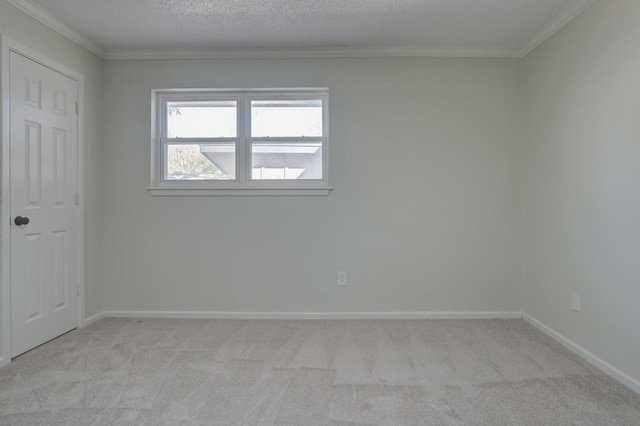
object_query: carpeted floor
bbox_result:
[0,318,639,425]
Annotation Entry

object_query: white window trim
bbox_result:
[150,88,331,196]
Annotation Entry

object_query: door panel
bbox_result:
[24,233,43,322]
[10,51,79,357]
[25,120,43,206]
[52,128,68,206]
[52,230,68,311]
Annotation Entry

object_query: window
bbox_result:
[150,89,330,196]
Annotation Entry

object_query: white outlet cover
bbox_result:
[572,292,581,312]
[337,272,347,287]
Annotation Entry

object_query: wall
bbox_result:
[523,0,640,384]
[102,57,523,314]
[0,0,104,358]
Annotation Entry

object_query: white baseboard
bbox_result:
[523,313,640,395]
[0,356,9,368]
[85,310,523,321]
[83,311,108,325]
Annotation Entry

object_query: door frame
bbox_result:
[0,36,85,366]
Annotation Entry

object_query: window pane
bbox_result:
[167,101,236,138]
[251,142,322,180]
[167,143,235,180]
[251,100,322,137]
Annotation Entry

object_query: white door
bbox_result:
[9,51,79,357]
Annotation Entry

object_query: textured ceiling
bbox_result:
[20,0,590,54]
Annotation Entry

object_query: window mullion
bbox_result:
[241,95,252,184]
[161,137,236,144]
[250,137,324,143]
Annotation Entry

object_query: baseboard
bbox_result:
[523,313,640,395]
[86,310,523,321]
[0,356,9,368]
[83,311,108,326]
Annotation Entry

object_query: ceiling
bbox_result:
[8,0,598,59]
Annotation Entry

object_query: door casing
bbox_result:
[0,36,85,366]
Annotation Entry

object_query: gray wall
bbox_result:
[523,0,640,384]
[101,57,523,313]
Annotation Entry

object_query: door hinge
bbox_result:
[75,101,79,115]
[75,192,79,206]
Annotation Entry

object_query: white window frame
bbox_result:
[150,88,331,196]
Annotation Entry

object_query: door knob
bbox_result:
[14,216,30,226]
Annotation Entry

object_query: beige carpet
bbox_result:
[0,318,639,425]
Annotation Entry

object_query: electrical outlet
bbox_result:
[337,271,347,287]
[572,292,581,312]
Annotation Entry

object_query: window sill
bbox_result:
[148,186,332,197]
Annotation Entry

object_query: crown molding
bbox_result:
[5,0,105,58]
[520,0,599,57]
[7,0,598,61]
[103,46,522,60]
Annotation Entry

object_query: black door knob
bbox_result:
[14,216,30,226]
